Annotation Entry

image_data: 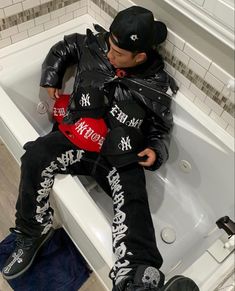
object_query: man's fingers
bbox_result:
[54,89,60,99]
[46,87,59,99]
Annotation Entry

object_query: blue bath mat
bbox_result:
[0,228,90,291]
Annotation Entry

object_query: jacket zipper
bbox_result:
[126,78,172,99]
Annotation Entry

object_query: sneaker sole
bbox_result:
[2,228,54,280]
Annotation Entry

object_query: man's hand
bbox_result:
[46,87,60,99]
[138,148,156,167]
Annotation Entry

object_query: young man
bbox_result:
[2,5,199,291]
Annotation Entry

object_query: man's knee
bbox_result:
[21,138,50,166]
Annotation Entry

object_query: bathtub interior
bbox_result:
[0,17,234,280]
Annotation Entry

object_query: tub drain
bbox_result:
[37,101,49,114]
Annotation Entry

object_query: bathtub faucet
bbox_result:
[216,216,235,237]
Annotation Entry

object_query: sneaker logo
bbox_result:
[3,249,24,274]
[142,267,160,287]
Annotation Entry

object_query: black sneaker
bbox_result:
[113,265,165,291]
[113,266,200,291]
[160,275,200,291]
[1,227,54,280]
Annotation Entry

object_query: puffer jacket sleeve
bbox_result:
[142,102,173,171]
[40,33,86,89]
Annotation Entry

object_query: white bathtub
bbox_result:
[0,15,234,291]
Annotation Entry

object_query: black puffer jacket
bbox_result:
[40,26,178,171]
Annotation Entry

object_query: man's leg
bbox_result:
[99,163,164,290]
[87,161,200,291]
[2,131,95,279]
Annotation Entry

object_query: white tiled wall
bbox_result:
[0,0,88,48]
[0,0,234,137]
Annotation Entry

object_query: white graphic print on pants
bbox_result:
[35,149,84,234]
[107,167,133,285]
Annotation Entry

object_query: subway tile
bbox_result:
[0,8,4,18]
[87,5,96,18]
[194,97,211,115]
[50,7,65,19]
[4,3,22,17]
[0,37,11,48]
[180,85,196,102]
[11,30,28,42]
[101,9,113,23]
[74,6,87,17]
[228,91,235,104]
[44,18,59,30]
[210,111,228,129]
[0,25,18,38]
[184,43,211,70]
[65,2,80,13]
[167,29,185,50]
[173,46,190,65]
[190,83,206,101]
[28,24,44,36]
[164,62,176,77]
[118,3,126,11]
[104,20,111,30]
[90,1,101,15]
[175,71,191,88]
[221,110,235,127]
[222,88,235,104]
[18,19,35,32]
[209,62,234,85]
[91,10,106,27]
[40,0,51,4]
[222,85,233,99]
[204,72,224,92]
[0,0,12,9]
[226,125,234,137]
[23,0,40,10]
[118,0,133,9]
[80,0,87,8]
[188,59,206,78]
[106,0,118,10]
[35,13,50,25]
[59,12,73,24]
[163,40,174,54]
[205,96,223,115]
